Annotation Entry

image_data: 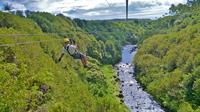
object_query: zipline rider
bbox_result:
[58,38,90,68]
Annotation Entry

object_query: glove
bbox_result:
[55,58,61,64]
[58,58,61,62]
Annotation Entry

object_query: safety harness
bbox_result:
[64,45,77,57]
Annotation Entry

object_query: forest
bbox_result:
[73,18,144,64]
[1,0,200,112]
[134,1,200,112]
[0,11,139,111]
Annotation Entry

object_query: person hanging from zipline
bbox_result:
[57,38,90,68]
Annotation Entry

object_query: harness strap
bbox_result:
[64,45,75,57]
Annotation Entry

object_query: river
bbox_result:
[115,45,165,112]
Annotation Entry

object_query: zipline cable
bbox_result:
[0,31,99,47]
[0,31,98,38]
[0,39,62,47]
[0,32,81,37]
[0,34,51,37]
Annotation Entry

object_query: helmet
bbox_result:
[64,38,69,43]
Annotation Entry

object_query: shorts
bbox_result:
[72,52,85,59]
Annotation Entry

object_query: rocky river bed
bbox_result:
[115,45,165,112]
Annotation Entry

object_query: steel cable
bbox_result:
[0,39,62,47]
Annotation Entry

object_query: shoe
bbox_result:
[84,64,92,69]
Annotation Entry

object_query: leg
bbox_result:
[73,52,88,67]
[81,55,87,67]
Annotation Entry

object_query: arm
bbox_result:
[71,44,79,50]
[70,38,76,45]
[76,44,80,49]
[58,53,64,62]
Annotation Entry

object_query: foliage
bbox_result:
[134,2,200,111]
[74,19,144,64]
[0,12,129,112]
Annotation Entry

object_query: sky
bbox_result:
[0,0,187,20]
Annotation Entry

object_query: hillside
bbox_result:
[0,11,130,112]
[74,19,145,64]
[134,1,200,112]
[1,1,200,112]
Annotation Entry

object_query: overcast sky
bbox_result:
[0,0,187,20]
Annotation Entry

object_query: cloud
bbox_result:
[64,0,185,19]
[0,0,187,19]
